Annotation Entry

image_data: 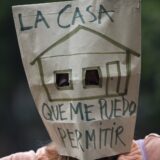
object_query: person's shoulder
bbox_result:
[144,133,160,160]
[0,150,36,160]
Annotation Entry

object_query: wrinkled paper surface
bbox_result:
[12,0,141,159]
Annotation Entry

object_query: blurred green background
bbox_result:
[0,0,160,157]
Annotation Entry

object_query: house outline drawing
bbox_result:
[31,25,140,102]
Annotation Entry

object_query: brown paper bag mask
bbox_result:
[12,0,141,159]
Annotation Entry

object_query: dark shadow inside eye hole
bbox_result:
[56,73,69,87]
[85,69,100,85]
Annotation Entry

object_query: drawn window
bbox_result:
[54,70,73,90]
[83,67,102,88]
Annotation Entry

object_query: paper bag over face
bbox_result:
[12,0,141,159]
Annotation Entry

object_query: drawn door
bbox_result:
[106,61,121,96]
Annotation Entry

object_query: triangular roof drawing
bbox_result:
[31,25,140,65]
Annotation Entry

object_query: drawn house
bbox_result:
[31,25,140,102]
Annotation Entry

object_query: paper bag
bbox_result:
[12,0,141,159]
